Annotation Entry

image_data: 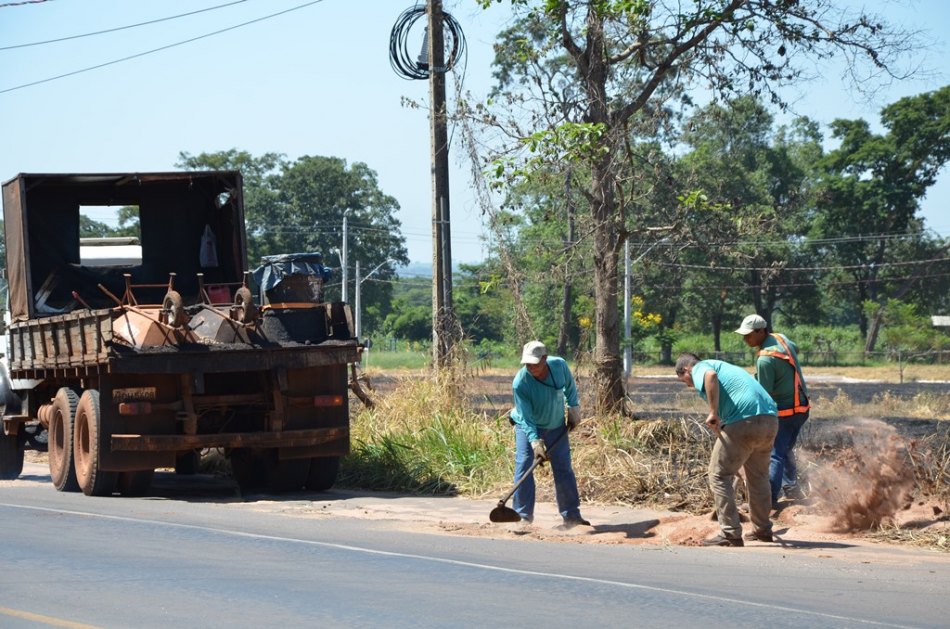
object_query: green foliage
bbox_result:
[176,149,409,333]
[78,215,115,238]
[873,299,949,355]
[382,294,431,342]
[812,86,950,338]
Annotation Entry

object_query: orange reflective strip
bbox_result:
[760,334,810,414]
[776,406,809,417]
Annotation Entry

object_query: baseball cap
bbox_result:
[735,314,767,335]
[520,340,547,364]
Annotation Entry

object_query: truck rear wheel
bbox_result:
[306,456,340,491]
[0,431,24,480]
[264,456,309,493]
[230,448,309,493]
[73,390,117,497]
[116,470,154,496]
[175,449,201,475]
[49,388,81,492]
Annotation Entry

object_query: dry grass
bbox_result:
[869,524,950,552]
[630,363,950,384]
[348,368,719,512]
[348,364,950,550]
[804,364,950,383]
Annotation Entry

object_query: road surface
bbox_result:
[1,463,948,628]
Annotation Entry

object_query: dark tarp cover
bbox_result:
[252,252,333,293]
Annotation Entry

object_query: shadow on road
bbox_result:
[591,518,662,539]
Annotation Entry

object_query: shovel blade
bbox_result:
[489,504,522,523]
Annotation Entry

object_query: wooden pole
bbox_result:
[428,0,455,368]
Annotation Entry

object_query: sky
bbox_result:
[0,0,947,265]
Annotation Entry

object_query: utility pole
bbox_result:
[428,0,455,368]
[624,239,632,377]
[354,260,361,339]
[341,209,351,304]
[354,258,391,345]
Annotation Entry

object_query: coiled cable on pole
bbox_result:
[389,4,466,80]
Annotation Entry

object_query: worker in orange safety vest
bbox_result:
[736,314,810,509]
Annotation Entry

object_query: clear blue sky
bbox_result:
[0,0,946,264]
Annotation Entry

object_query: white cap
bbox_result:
[735,314,767,335]
[520,340,547,365]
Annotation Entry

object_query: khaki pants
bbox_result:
[708,414,779,538]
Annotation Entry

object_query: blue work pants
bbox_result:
[512,425,581,522]
[770,411,809,504]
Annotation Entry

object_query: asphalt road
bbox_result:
[2,465,949,628]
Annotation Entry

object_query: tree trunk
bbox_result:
[712,312,722,352]
[865,306,884,353]
[750,269,763,315]
[661,305,678,365]
[557,169,575,357]
[590,174,624,413]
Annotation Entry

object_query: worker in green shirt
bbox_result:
[736,314,811,509]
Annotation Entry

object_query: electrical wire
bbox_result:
[0,0,53,7]
[0,0,250,51]
[652,256,950,273]
[0,0,325,95]
[389,4,466,80]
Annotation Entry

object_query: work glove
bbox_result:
[531,439,548,461]
[567,406,581,431]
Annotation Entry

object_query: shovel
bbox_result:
[489,428,569,523]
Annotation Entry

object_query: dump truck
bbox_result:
[0,172,360,496]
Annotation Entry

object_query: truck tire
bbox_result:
[306,456,340,491]
[175,449,201,475]
[264,455,309,493]
[116,470,154,496]
[163,290,185,328]
[49,388,81,492]
[0,431,24,480]
[230,449,308,493]
[73,390,117,497]
[229,448,262,492]
[233,287,257,323]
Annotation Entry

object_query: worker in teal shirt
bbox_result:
[675,352,778,546]
[510,340,588,529]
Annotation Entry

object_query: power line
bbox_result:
[389,4,466,81]
[0,0,325,95]
[0,0,53,7]
[0,0,249,51]
[653,256,950,273]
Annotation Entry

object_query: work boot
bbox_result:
[702,534,744,547]
[556,516,591,531]
[743,529,774,543]
[784,484,806,501]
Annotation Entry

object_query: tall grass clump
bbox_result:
[341,371,511,495]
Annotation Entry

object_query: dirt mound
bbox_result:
[809,418,915,531]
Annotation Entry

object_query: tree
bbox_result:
[477,0,917,412]
[811,86,950,350]
[177,149,287,264]
[677,97,824,344]
[177,150,410,333]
